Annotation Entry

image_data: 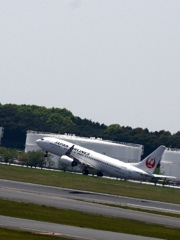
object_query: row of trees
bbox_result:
[0,103,180,157]
[0,147,54,169]
[0,146,75,171]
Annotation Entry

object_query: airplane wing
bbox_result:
[152,174,176,179]
[65,144,95,169]
[80,162,95,169]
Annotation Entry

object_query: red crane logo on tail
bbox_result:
[146,157,156,168]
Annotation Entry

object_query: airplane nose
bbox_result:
[36,139,42,147]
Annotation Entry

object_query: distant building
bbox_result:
[25,130,143,168]
[161,148,180,182]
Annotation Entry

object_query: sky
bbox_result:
[0,0,180,134]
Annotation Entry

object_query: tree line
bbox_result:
[0,147,68,170]
[0,103,180,157]
[0,147,44,168]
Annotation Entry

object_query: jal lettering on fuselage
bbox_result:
[55,141,90,156]
[73,147,90,156]
[55,141,69,148]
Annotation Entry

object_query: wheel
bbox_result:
[82,169,89,175]
[44,153,48,157]
[72,161,77,167]
[97,171,103,177]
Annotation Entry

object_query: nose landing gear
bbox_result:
[44,151,48,158]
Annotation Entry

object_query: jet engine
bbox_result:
[60,155,74,166]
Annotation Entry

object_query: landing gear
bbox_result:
[44,151,48,158]
[97,171,103,177]
[72,161,78,167]
[82,169,89,175]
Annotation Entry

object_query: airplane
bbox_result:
[36,137,176,181]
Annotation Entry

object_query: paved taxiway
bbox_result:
[0,179,179,229]
[0,215,165,240]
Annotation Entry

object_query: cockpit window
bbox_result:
[41,138,44,140]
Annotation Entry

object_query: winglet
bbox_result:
[65,145,74,156]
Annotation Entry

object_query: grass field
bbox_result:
[0,164,180,240]
[0,199,180,240]
[0,164,180,204]
[0,228,70,240]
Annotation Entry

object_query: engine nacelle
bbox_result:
[60,155,74,166]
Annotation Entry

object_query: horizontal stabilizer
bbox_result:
[153,174,176,179]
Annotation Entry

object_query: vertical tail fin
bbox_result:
[132,145,166,174]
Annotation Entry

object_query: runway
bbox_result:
[0,179,179,229]
[0,179,180,213]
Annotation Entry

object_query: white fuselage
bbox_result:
[36,137,153,181]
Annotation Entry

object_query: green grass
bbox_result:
[0,164,180,240]
[0,198,180,240]
[0,228,70,240]
[0,164,180,204]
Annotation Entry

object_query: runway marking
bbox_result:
[126,203,180,214]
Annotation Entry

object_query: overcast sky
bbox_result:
[0,0,180,134]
